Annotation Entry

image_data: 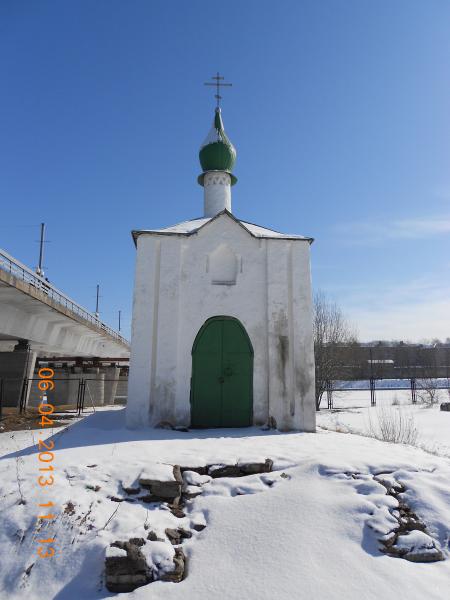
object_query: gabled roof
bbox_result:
[131,210,313,246]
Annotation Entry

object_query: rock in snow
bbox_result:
[105,539,153,593]
[393,531,444,563]
[139,464,183,500]
[208,459,273,478]
[106,536,187,592]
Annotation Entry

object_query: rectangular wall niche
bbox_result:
[209,243,238,285]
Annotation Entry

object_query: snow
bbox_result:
[141,541,175,575]
[136,216,309,240]
[240,221,308,239]
[200,123,225,148]
[139,463,175,482]
[374,472,403,492]
[395,530,437,551]
[151,217,210,234]
[316,390,450,457]
[0,407,449,599]
[105,546,127,558]
[120,469,142,491]
[182,471,211,486]
[208,463,227,473]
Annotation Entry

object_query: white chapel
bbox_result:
[126,98,316,432]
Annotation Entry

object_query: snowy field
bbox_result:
[0,407,449,599]
[317,389,450,458]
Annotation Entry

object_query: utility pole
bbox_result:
[118,310,121,332]
[36,222,46,277]
[95,284,100,319]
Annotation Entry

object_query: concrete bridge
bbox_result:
[0,248,130,407]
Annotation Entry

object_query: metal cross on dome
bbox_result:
[204,72,232,108]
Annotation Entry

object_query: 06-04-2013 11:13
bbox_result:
[35,367,57,559]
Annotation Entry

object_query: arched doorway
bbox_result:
[191,316,253,428]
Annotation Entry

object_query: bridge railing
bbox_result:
[0,248,129,346]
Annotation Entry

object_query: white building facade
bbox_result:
[127,107,316,431]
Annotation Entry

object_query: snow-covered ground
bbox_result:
[317,390,450,458]
[0,407,449,599]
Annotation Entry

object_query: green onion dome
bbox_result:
[198,107,237,186]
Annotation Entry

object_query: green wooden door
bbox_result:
[191,317,253,428]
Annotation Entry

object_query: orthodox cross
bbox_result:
[204,72,232,107]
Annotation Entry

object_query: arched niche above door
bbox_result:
[209,243,238,285]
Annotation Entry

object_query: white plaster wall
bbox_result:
[126,236,159,427]
[291,242,316,432]
[173,217,269,427]
[203,172,232,217]
[127,213,316,431]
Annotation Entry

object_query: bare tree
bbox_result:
[314,291,357,410]
[415,345,442,407]
[416,378,441,407]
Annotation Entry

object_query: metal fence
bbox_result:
[323,377,450,409]
[0,376,128,418]
[0,248,128,345]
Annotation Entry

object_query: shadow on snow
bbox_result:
[0,408,298,460]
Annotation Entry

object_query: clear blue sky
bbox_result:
[1,1,449,342]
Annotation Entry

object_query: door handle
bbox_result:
[218,376,225,383]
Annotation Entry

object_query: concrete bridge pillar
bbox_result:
[0,340,36,408]
[102,365,120,405]
[85,368,105,407]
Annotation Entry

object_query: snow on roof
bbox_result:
[152,217,210,234]
[241,221,309,239]
[132,212,312,244]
